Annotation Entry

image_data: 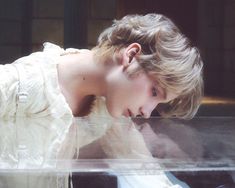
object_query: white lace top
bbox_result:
[0,42,73,118]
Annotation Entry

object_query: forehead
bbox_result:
[165,91,178,102]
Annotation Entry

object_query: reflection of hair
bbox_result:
[93,13,203,119]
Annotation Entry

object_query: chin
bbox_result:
[107,106,121,118]
[108,110,120,118]
[106,101,120,118]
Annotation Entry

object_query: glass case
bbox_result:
[0,116,235,188]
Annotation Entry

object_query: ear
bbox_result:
[122,43,141,68]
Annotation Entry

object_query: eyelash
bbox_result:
[152,87,158,97]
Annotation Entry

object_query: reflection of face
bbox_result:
[136,123,190,159]
[153,134,190,159]
[105,58,177,118]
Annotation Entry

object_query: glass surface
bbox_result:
[0,116,235,188]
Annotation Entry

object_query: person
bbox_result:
[0,13,203,120]
[0,13,203,188]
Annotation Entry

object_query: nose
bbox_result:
[140,100,158,119]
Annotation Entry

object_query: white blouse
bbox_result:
[0,42,73,118]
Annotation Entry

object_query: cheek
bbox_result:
[130,80,150,100]
[105,86,126,117]
[105,98,119,118]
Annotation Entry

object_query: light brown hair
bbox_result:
[93,14,203,119]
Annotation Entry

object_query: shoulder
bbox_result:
[43,42,65,55]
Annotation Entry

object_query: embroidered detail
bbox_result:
[17,92,28,103]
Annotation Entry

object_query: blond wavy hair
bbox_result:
[93,14,203,119]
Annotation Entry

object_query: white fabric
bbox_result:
[0,116,73,188]
[0,42,73,118]
[118,175,183,188]
[0,42,76,188]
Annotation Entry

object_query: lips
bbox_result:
[123,109,135,118]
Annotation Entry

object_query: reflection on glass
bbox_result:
[0,117,235,188]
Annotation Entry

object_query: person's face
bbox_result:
[105,43,178,118]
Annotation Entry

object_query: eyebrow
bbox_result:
[153,80,167,100]
[156,84,167,100]
[162,88,167,100]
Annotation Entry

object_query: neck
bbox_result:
[57,49,108,116]
[58,50,107,95]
